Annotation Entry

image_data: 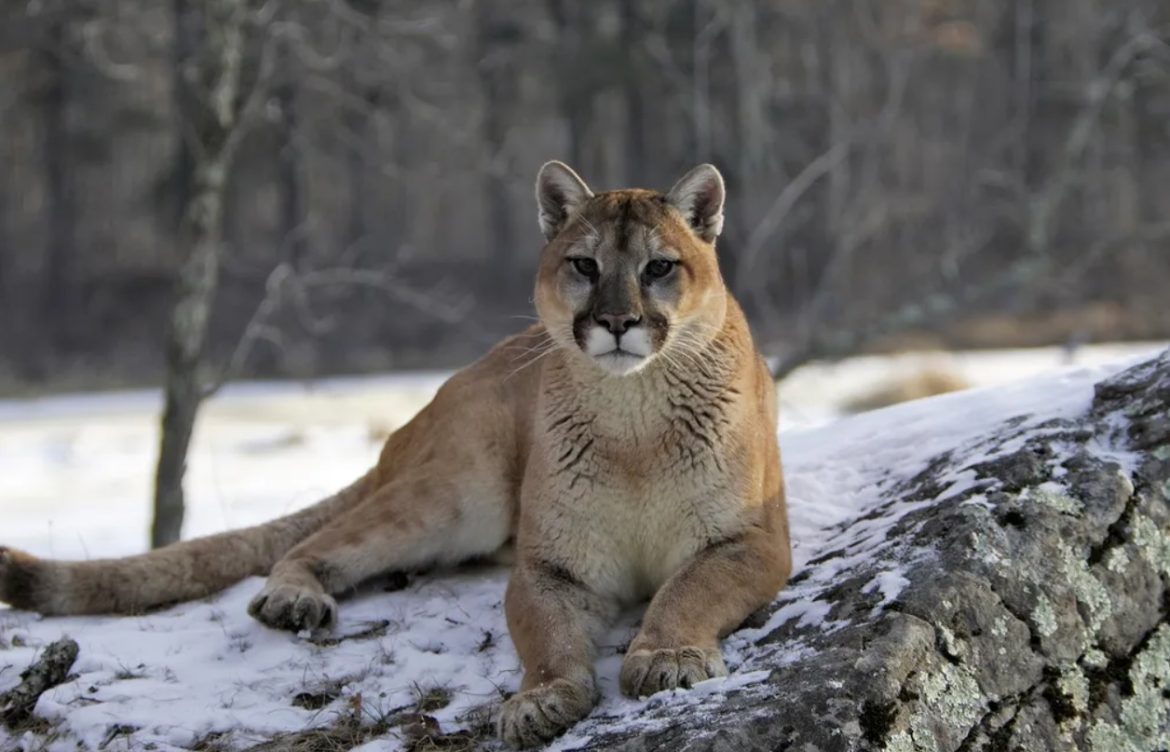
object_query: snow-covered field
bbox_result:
[0,342,1164,750]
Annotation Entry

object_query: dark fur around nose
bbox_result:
[594,312,641,335]
[592,275,642,334]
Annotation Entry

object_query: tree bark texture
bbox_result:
[0,638,79,728]
[152,0,250,548]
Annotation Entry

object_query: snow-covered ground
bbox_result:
[0,342,1164,751]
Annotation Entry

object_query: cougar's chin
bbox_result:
[593,350,651,375]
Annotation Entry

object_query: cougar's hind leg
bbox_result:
[248,470,514,631]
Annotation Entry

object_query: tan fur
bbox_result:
[0,162,791,748]
[844,365,970,413]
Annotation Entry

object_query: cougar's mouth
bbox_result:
[589,335,653,375]
[598,347,643,360]
[571,319,659,375]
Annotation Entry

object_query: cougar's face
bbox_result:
[535,185,727,377]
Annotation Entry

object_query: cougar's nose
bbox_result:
[594,312,641,335]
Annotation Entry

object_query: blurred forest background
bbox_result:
[2,0,1169,393]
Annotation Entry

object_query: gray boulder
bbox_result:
[571,350,1170,752]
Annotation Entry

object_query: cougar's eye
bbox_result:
[570,257,599,279]
[643,259,675,281]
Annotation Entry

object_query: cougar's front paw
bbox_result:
[619,646,727,698]
[247,584,337,632]
[497,679,595,749]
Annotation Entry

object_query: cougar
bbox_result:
[0,161,791,748]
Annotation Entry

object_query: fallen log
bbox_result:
[0,637,79,728]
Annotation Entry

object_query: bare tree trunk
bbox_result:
[38,9,77,363]
[690,0,713,163]
[153,0,252,548]
[276,32,307,268]
[546,0,589,171]
[475,5,518,286]
[621,0,646,185]
[154,161,228,547]
[344,92,368,258]
[1026,32,1156,257]
[338,5,379,262]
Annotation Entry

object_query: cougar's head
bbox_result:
[533,162,729,376]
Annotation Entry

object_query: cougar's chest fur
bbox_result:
[524,356,748,603]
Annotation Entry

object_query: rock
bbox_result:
[571,349,1170,752]
[0,638,80,728]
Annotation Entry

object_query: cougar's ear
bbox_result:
[536,161,594,241]
[666,164,725,243]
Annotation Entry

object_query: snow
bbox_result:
[0,343,1164,750]
[861,568,911,613]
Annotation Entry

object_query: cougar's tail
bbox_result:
[0,470,375,616]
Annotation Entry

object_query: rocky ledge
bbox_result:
[573,349,1170,752]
